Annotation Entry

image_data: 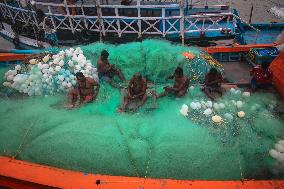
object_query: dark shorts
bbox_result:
[251,78,272,89]
[98,66,117,81]
[203,85,221,92]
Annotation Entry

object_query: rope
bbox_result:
[114,121,141,177]
[12,123,35,159]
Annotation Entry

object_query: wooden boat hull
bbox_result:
[0,156,283,189]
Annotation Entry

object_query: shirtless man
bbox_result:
[118,73,147,112]
[97,50,125,87]
[202,68,223,100]
[65,72,99,108]
[155,67,189,98]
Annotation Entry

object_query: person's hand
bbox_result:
[164,86,171,92]
[165,75,173,81]
[132,95,137,99]
[128,93,134,99]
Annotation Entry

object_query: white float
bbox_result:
[203,108,212,116]
[212,115,222,123]
[237,111,245,118]
[180,104,189,116]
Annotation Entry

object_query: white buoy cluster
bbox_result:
[269,140,284,173]
[180,104,189,116]
[179,87,252,123]
[3,47,98,96]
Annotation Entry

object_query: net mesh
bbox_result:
[0,40,283,180]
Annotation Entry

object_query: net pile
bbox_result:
[0,40,283,180]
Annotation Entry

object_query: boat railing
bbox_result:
[0,0,260,44]
[232,14,260,44]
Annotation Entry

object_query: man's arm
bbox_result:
[166,74,174,81]
[170,78,189,92]
[98,59,112,73]
[94,80,99,96]
[127,78,135,99]
[206,74,223,85]
[134,79,147,98]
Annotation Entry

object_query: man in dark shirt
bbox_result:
[250,63,272,92]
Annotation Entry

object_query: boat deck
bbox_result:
[222,61,252,83]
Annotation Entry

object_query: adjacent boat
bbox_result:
[0,0,283,48]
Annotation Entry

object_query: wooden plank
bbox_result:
[0,53,29,62]
[203,44,277,54]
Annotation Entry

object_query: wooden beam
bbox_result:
[180,0,185,46]
[203,44,277,54]
[0,53,29,62]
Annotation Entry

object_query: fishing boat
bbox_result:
[0,0,283,48]
[0,43,284,188]
[0,1,284,189]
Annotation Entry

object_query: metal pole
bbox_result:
[137,0,141,38]
[95,0,103,42]
[249,4,253,24]
[4,0,15,23]
[115,7,121,37]
[180,0,185,46]
[63,0,75,33]
[162,8,165,37]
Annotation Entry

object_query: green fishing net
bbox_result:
[81,39,223,83]
[0,40,283,180]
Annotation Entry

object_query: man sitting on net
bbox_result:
[118,73,147,112]
[202,68,223,100]
[65,72,99,109]
[97,50,125,87]
[153,67,189,99]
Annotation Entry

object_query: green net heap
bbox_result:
[0,40,283,180]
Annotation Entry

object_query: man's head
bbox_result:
[209,67,218,75]
[134,73,142,81]
[261,63,270,70]
[76,72,85,82]
[36,9,45,22]
[101,50,109,61]
[175,67,184,77]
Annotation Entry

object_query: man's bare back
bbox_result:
[77,77,97,96]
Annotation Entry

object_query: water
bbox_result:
[0,36,14,50]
